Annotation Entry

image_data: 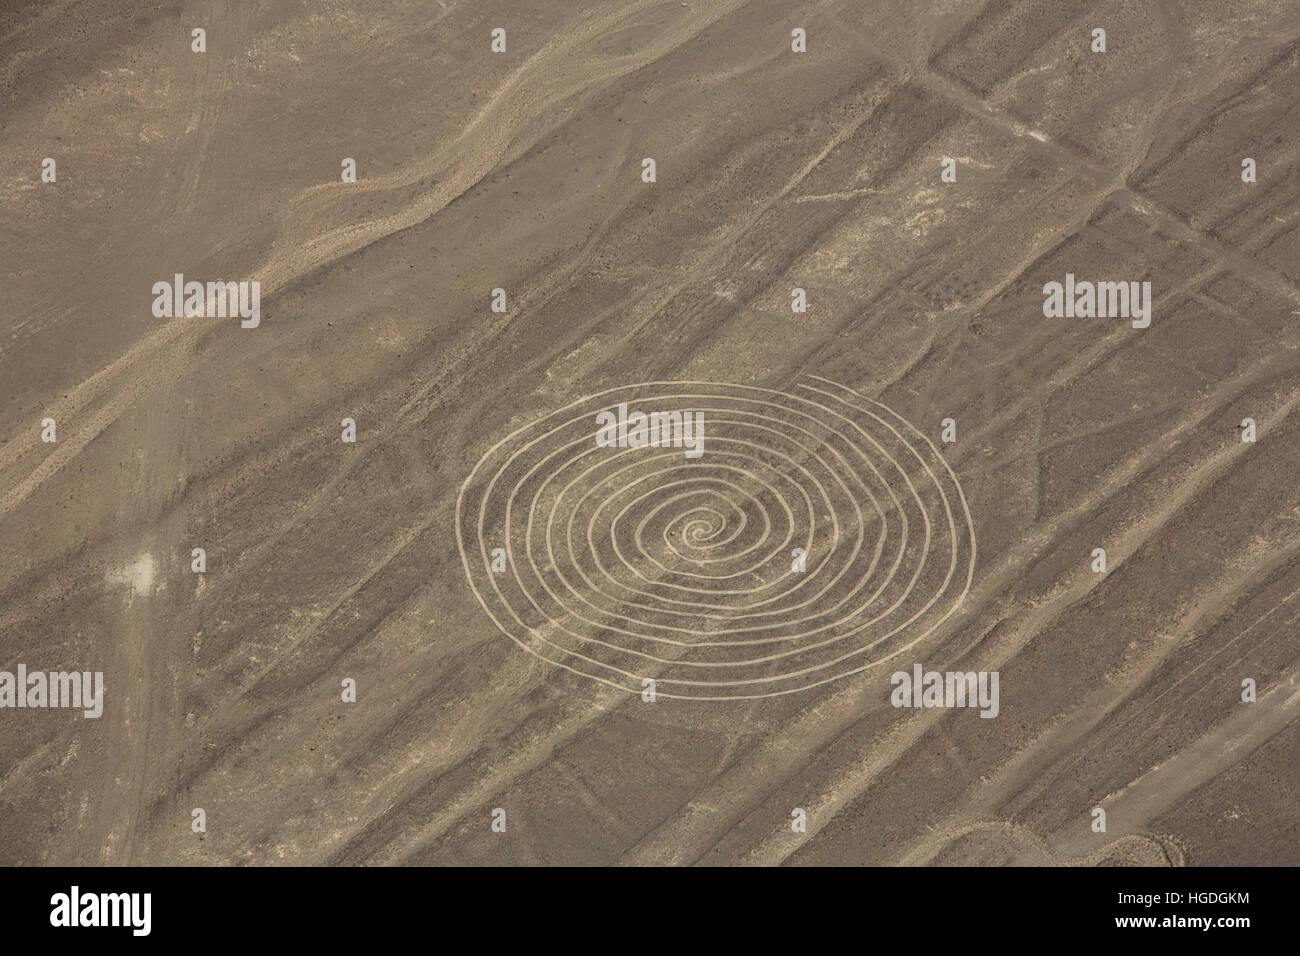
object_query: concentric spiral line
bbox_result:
[456,379,977,700]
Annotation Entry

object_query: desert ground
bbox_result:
[1,0,1298,866]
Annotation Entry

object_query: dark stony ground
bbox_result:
[1,0,1297,865]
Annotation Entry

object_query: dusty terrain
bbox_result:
[1,0,1298,866]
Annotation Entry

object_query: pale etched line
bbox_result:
[749,376,1297,866]
[1,1,752,520]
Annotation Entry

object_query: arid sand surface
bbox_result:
[1,0,1298,865]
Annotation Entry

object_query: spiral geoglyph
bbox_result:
[456,377,976,700]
